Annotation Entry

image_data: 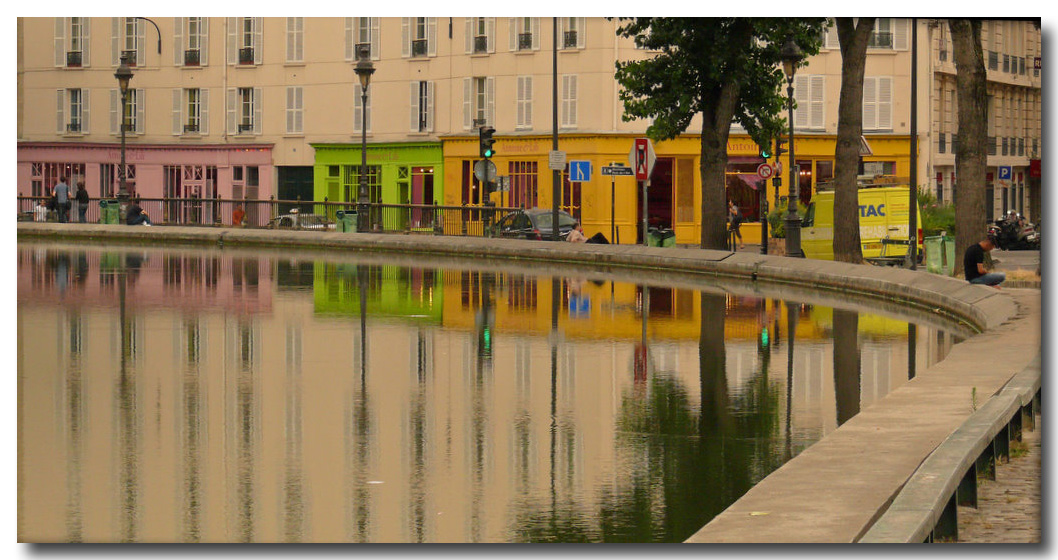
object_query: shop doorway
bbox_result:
[637,158,674,243]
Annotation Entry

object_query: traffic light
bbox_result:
[759,143,771,159]
[760,326,770,348]
[479,126,496,159]
[775,136,788,158]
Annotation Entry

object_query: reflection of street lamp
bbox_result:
[353,45,375,233]
[114,55,134,222]
[780,36,803,258]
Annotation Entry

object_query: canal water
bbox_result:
[17,243,963,543]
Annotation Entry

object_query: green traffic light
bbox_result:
[484,148,493,158]
[760,148,771,158]
[761,327,769,347]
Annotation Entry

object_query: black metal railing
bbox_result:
[237,122,254,134]
[66,122,82,133]
[66,51,82,67]
[411,38,428,57]
[518,32,533,50]
[122,49,138,66]
[184,49,200,66]
[16,195,523,238]
[239,47,254,64]
[474,35,488,53]
[355,42,371,60]
[183,123,200,133]
[563,30,578,48]
[868,31,893,49]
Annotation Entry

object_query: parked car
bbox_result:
[491,208,578,241]
[267,212,334,231]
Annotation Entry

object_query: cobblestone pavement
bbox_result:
[956,414,1041,543]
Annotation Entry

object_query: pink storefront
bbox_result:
[17,142,274,202]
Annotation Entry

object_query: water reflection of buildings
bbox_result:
[18,245,957,542]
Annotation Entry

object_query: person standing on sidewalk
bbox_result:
[53,177,70,223]
[74,181,90,223]
[728,201,744,250]
[964,233,1005,287]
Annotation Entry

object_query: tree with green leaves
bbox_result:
[614,18,827,250]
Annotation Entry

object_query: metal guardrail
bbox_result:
[16,196,520,238]
[858,354,1041,543]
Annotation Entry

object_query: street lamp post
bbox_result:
[353,44,375,233]
[114,55,134,223]
[781,36,804,258]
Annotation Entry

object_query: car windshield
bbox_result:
[534,213,576,229]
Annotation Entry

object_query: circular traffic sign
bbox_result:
[474,160,498,182]
[757,163,774,179]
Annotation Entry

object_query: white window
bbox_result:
[402,17,437,58]
[353,84,372,132]
[462,76,494,129]
[346,17,379,60]
[821,20,838,50]
[869,18,908,50]
[227,17,262,65]
[111,17,145,66]
[286,86,303,134]
[409,81,434,133]
[286,17,303,63]
[57,88,90,134]
[793,75,825,130]
[55,17,91,67]
[109,88,144,135]
[175,17,209,66]
[561,75,577,128]
[862,76,892,131]
[173,88,209,135]
[559,17,586,50]
[226,87,261,135]
[517,76,533,129]
[465,17,495,54]
[509,17,540,51]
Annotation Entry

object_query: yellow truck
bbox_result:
[801,185,923,262]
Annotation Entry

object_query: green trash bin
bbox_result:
[924,235,955,276]
[335,210,357,232]
[99,200,120,225]
[647,227,676,247]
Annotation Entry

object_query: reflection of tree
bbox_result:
[832,309,861,427]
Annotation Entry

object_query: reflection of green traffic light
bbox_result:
[483,327,492,353]
[760,327,769,347]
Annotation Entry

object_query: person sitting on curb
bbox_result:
[963,233,1005,287]
[567,222,587,243]
[126,198,152,226]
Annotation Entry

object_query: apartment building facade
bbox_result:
[17,17,1041,241]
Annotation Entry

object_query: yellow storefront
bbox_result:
[441,133,911,246]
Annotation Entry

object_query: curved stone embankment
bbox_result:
[17,223,1040,543]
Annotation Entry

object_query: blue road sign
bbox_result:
[569,160,592,182]
[999,166,1012,181]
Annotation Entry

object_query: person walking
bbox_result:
[728,200,744,250]
[964,233,1005,287]
[74,181,90,223]
[53,177,71,223]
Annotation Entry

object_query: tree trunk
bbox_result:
[949,19,989,275]
[832,18,875,264]
[700,82,741,250]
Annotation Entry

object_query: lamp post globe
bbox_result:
[780,36,803,258]
[114,55,134,223]
[353,45,375,232]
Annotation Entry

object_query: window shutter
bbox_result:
[487,17,495,53]
[111,17,120,66]
[401,18,410,58]
[109,89,117,134]
[426,81,434,132]
[56,89,65,133]
[878,77,892,129]
[136,19,146,66]
[287,18,295,62]
[370,18,380,60]
[175,17,184,65]
[55,18,65,67]
[487,77,495,126]
[427,17,437,56]
[894,19,908,50]
[810,75,825,129]
[199,18,209,66]
[81,89,90,134]
[253,18,262,64]
[200,89,209,135]
[509,18,517,51]
[354,84,362,132]
[465,18,473,54]
[826,22,838,49]
[525,77,532,127]
[226,87,236,134]
[227,17,236,65]
[516,76,525,126]
[345,18,354,61]
[135,89,145,134]
[253,87,262,134]
[173,89,182,134]
[532,18,540,50]
[82,18,91,67]
[286,87,294,133]
[410,82,419,132]
[793,75,809,128]
[576,18,585,48]
[463,77,471,129]
[569,75,577,125]
[863,76,877,129]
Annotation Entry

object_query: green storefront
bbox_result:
[312,142,444,229]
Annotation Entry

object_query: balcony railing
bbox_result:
[473,35,488,54]
[65,122,82,133]
[237,123,254,134]
[355,42,371,60]
[122,50,138,66]
[518,32,533,50]
[563,30,578,48]
[184,49,200,66]
[183,123,200,133]
[238,47,254,65]
[66,51,82,67]
[411,38,428,57]
[867,32,893,49]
